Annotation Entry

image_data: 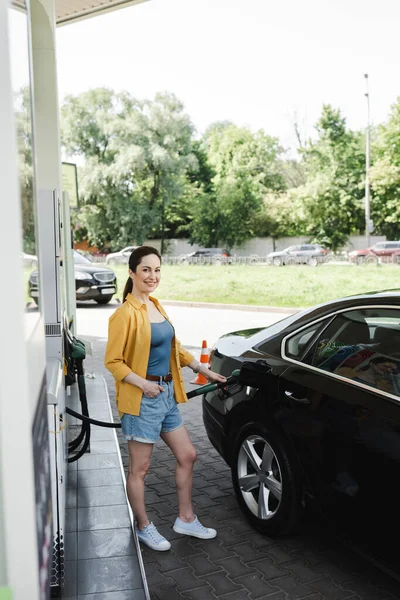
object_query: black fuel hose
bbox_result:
[66,407,121,428]
[66,369,242,433]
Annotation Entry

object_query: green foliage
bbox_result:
[14,87,36,253]
[189,124,286,249]
[294,105,366,251]
[370,97,400,239]
[61,89,195,251]
[60,88,400,253]
[253,191,306,239]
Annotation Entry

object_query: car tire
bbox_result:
[231,422,302,536]
[365,255,377,264]
[285,258,296,266]
[213,258,222,266]
[272,257,282,267]
[95,295,113,305]
[308,257,318,267]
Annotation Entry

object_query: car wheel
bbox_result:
[108,258,117,265]
[285,258,296,266]
[180,258,189,266]
[272,257,282,267]
[365,255,377,264]
[95,295,113,305]
[248,255,259,265]
[308,257,318,267]
[213,258,222,266]
[231,422,302,536]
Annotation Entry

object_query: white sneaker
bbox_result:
[136,522,171,551]
[173,516,217,539]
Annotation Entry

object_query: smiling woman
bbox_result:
[104,245,226,551]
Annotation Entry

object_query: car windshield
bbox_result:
[74,250,92,265]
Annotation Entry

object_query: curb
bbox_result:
[160,299,302,314]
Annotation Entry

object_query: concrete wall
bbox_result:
[147,235,387,257]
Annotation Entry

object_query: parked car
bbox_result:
[105,246,138,265]
[348,241,400,264]
[267,244,328,267]
[203,290,400,560]
[29,250,117,305]
[179,248,231,265]
[22,251,38,268]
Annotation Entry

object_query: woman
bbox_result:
[105,246,226,551]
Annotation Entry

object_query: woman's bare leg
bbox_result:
[126,440,154,529]
[161,426,197,522]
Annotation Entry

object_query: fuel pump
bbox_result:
[36,188,69,596]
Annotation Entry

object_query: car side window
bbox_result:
[304,309,400,397]
[285,318,330,359]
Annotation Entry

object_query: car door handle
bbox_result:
[285,390,311,405]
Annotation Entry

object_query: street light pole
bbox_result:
[364,73,371,248]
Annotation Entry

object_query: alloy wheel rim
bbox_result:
[237,435,282,520]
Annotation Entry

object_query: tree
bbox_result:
[61,89,196,252]
[253,191,306,240]
[369,98,400,239]
[295,105,366,251]
[14,87,36,253]
[189,124,286,249]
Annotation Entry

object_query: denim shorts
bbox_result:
[121,381,183,443]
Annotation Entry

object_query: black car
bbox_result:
[179,248,231,265]
[203,291,400,572]
[29,250,117,304]
[267,243,328,266]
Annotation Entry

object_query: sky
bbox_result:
[11,0,400,152]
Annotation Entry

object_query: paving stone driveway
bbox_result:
[86,337,400,600]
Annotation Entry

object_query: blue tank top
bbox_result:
[147,319,174,376]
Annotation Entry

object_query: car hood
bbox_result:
[74,264,115,275]
[30,264,116,278]
[267,251,285,257]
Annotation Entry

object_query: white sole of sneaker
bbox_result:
[137,537,171,551]
[172,525,217,539]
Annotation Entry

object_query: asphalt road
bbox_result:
[75,299,289,348]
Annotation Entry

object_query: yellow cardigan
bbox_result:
[104,294,194,417]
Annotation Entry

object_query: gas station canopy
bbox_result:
[14,0,147,25]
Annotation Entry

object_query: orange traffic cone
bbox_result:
[191,340,209,385]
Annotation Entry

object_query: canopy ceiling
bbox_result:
[13,0,148,26]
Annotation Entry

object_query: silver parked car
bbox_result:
[105,246,138,265]
[267,244,328,267]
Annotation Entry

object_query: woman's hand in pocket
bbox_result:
[141,380,164,397]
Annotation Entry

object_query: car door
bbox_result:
[278,306,400,567]
[299,245,314,262]
[371,242,386,256]
[286,245,301,263]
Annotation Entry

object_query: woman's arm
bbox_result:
[104,310,132,381]
[105,310,163,397]
[188,358,227,383]
[175,337,226,383]
[123,371,163,397]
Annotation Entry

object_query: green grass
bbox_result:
[109,263,399,308]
